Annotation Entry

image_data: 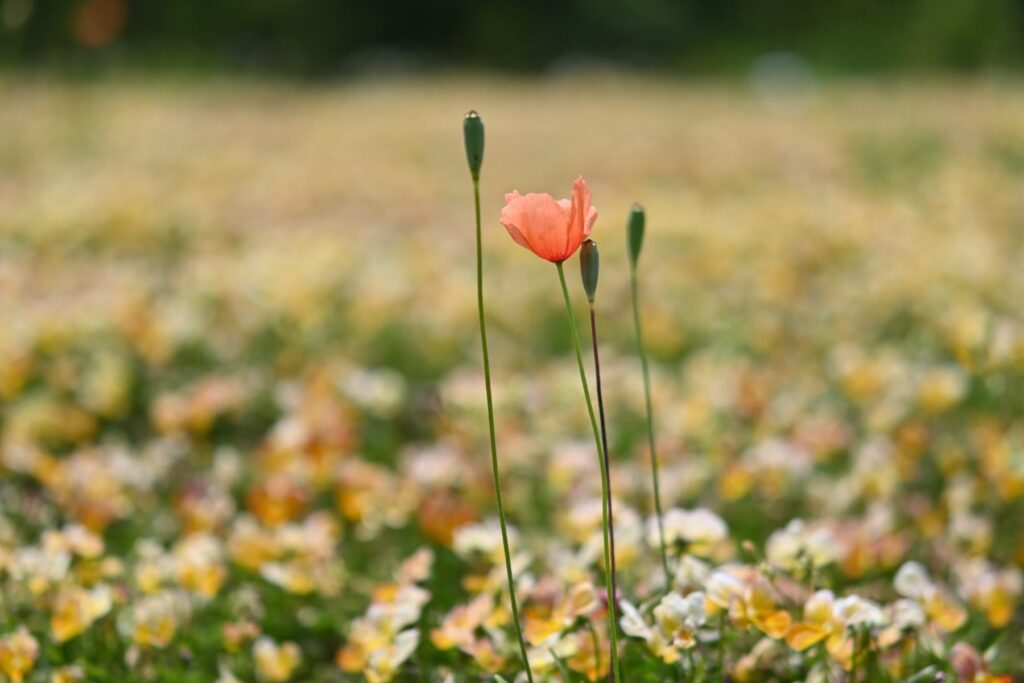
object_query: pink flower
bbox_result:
[500,176,598,263]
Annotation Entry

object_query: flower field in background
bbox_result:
[0,76,1023,681]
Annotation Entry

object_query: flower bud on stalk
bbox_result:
[463,109,533,682]
[463,111,484,181]
[627,203,645,268]
[626,202,670,586]
[580,239,600,304]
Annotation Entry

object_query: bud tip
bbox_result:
[463,110,485,180]
[580,239,600,303]
[627,203,646,267]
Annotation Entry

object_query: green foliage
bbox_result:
[2,0,1023,74]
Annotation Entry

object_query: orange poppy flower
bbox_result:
[500,176,598,263]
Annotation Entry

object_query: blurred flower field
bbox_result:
[1,75,1024,681]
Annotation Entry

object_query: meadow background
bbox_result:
[1,2,1024,682]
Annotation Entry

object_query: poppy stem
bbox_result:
[629,266,671,587]
[555,261,622,683]
[472,175,534,683]
[587,303,619,613]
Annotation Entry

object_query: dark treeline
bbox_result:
[2,0,1023,75]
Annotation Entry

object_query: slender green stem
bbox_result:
[555,261,622,683]
[473,177,534,682]
[630,269,671,586]
[588,304,619,611]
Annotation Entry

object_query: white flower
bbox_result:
[888,599,926,630]
[365,629,419,683]
[10,545,70,591]
[452,520,518,560]
[765,519,836,570]
[803,589,836,623]
[833,595,883,627]
[619,600,652,640]
[894,561,932,600]
[253,637,301,682]
[651,508,727,552]
[747,438,813,476]
[673,555,711,592]
[340,367,405,416]
[216,661,242,683]
[706,569,746,607]
[619,593,705,663]
[654,592,706,635]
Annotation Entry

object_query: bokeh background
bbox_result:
[2,0,1024,73]
[2,2,1024,682]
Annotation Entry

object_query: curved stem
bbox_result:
[630,269,671,586]
[588,305,619,608]
[473,178,534,682]
[555,261,622,683]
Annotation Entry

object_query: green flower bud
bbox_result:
[580,239,600,303]
[463,110,484,181]
[627,203,645,267]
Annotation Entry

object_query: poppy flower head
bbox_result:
[500,176,598,263]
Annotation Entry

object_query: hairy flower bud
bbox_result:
[463,111,484,181]
[627,203,645,267]
[580,239,600,303]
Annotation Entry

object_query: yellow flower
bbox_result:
[226,517,279,571]
[785,590,842,652]
[461,637,507,673]
[396,548,434,584]
[653,592,706,651]
[621,592,705,664]
[134,561,166,594]
[895,561,968,632]
[654,508,728,557]
[708,570,791,639]
[565,627,609,682]
[50,525,104,559]
[125,591,189,649]
[253,637,301,682]
[51,665,85,683]
[786,591,884,669]
[916,367,966,414]
[337,566,428,680]
[133,614,177,648]
[530,627,609,682]
[260,560,320,596]
[733,581,792,638]
[51,584,113,642]
[364,631,419,683]
[766,519,836,571]
[522,582,599,646]
[956,560,1021,629]
[920,587,967,632]
[174,533,227,599]
[431,593,492,650]
[0,627,39,683]
[832,347,888,402]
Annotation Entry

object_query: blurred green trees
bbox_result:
[1,0,1022,74]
